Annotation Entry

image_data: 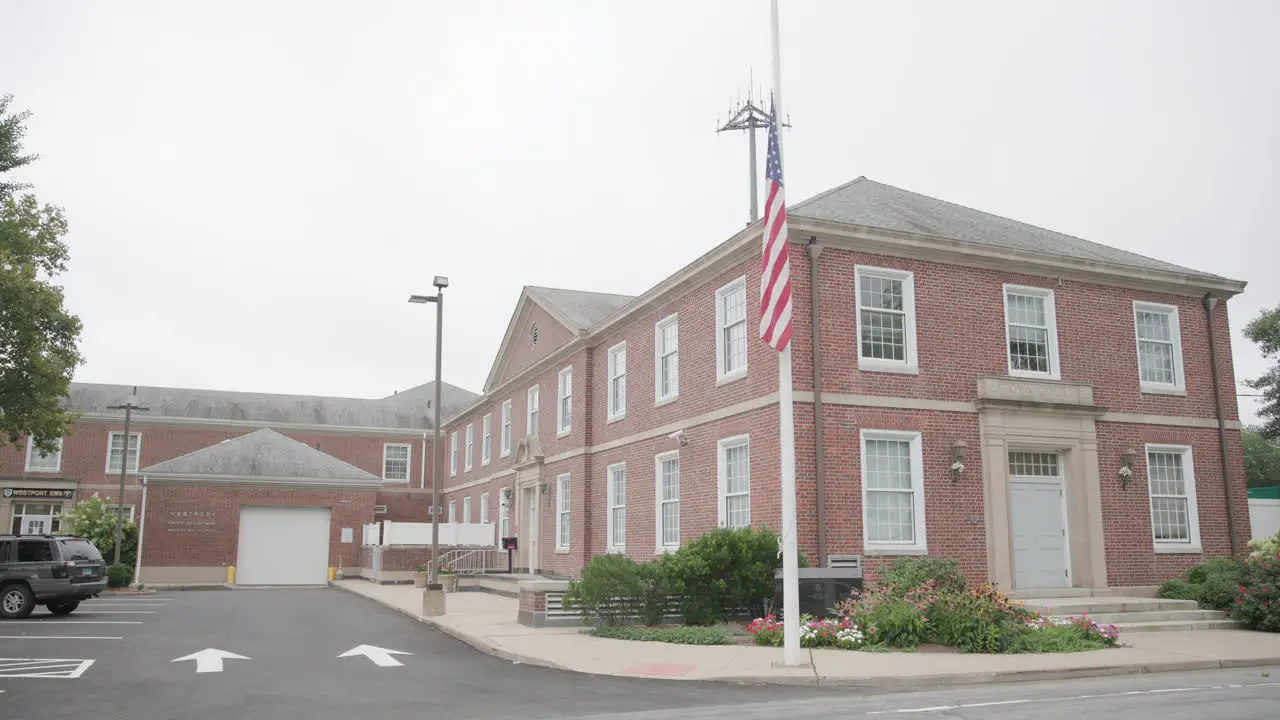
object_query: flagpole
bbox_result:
[770,0,802,668]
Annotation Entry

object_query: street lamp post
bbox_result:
[106,387,149,566]
[409,276,449,588]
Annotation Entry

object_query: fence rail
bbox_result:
[430,548,509,576]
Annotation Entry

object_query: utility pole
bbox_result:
[716,76,791,224]
[106,387,148,566]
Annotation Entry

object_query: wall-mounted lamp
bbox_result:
[951,440,968,482]
[540,482,549,495]
[1118,448,1137,490]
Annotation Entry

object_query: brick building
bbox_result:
[0,380,476,584]
[440,176,1249,592]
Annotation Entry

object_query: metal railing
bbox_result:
[430,547,509,576]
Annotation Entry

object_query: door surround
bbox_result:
[512,436,545,573]
[977,376,1109,591]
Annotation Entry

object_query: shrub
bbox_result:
[1157,578,1202,602]
[106,563,134,588]
[1198,572,1242,611]
[1186,558,1244,586]
[1228,552,1280,632]
[929,586,1025,653]
[63,495,139,567]
[878,556,967,596]
[666,527,783,625]
[834,582,937,648]
[1014,625,1107,653]
[636,557,674,626]
[564,554,646,626]
[586,626,732,645]
[1248,530,1280,559]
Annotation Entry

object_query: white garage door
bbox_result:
[236,506,332,586]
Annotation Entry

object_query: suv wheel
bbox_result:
[47,600,80,616]
[1,583,35,619]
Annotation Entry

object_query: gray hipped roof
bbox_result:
[69,381,479,430]
[790,177,1226,279]
[525,286,636,330]
[141,428,381,484]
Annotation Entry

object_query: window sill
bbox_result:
[557,429,571,438]
[381,479,410,484]
[655,394,679,408]
[500,451,511,459]
[655,546,679,555]
[716,370,747,387]
[1141,385,1187,397]
[1154,544,1203,555]
[555,547,570,555]
[607,413,626,424]
[24,467,61,474]
[606,546,625,555]
[464,467,473,474]
[858,361,920,376]
[1007,369,1061,381]
[481,460,491,467]
[864,545,929,556]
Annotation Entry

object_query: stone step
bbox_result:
[458,575,522,598]
[1077,609,1226,624]
[1022,597,1198,616]
[1111,619,1242,633]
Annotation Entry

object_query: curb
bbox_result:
[106,588,159,595]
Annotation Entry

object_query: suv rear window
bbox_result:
[56,539,103,562]
[17,539,54,563]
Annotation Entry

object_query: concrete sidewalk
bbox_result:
[333,579,1280,687]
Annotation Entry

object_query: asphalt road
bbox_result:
[0,588,1277,720]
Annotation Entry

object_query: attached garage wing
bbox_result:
[236,506,332,585]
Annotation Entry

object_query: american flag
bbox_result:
[759,101,793,352]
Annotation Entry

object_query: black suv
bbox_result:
[0,535,108,619]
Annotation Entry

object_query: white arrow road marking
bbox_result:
[338,645,412,667]
[171,648,249,674]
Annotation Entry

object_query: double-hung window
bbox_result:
[500,400,513,457]
[607,343,627,421]
[464,424,474,471]
[557,366,573,435]
[655,314,679,402]
[715,277,748,382]
[861,429,927,554]
[1133,302,1185,393]
[25,437,63,473]
[448,500,457,523]
[481,414,492,465]
[499,496,511,540]
[382,443,411,482]
[607,463,626,553]
[717,436,750,529]
[555,473,571,551]
[106,432,142,474]
[449,432,458,477]
[855,266,918,373]
[462,496,472,524]
[527,386,540,438]
[1147,445,1201,552]
[480,492,490,524]
[656,451,680,550]
[1003,285,1060,378]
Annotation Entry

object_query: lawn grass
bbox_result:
[585,625,734,645]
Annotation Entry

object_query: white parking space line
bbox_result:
[25,621,143,625]
[79,603,168,607]
[73,611,155,614]
[0,658,95,678]
[0,636,122,640]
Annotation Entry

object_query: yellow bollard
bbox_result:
[328,567,336,581]
[226,566,236,585]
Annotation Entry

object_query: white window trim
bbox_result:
[500,400,513,457]
[1133,301,1186,395]
[527,385,540,438]
[498,497,510,546]
[860,429,928,555]
[607,341,627,422]
[606,462,626,554]
[462,496,472,524]
[464,424,474,471]
[654,313,680,405]
[557,366,573,436]
[655,450,681,553]
[25,437,63,473]
[105,432,142,474]
[716,435,751,529]
[555,472,571,553]
[381,442,412,483]
[480,492,490,524]
[481,414,493,466]
[107,505,136,523]
[854,265,919,375]
[715,276,749,385]
[450,431,459,477]
[1002,284,1061,380]
[448,500,456,523]
[1146,443,1202,553]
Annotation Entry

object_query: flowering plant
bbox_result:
[1065,614,1120,646]
[746,614,869,649]
[951,461,965,474]
[1227,551,1280,632]
[1117,466,1132,479]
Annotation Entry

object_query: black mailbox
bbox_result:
[772,567,863,619]
[502,536,518,551]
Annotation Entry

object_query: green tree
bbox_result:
[1246,428,1280,489]
[1245,304,1280,441]
[0,94,82,454]
[63,494,137,567]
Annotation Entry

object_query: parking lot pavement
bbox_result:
[0,588,835,720]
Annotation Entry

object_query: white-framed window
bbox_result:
[480,492,490,524]
[108,505,136,523]
[607,342,627,421]
[464,424,474,471]
[448,500,457,523]
[25,437,63,473]
[527,385,540,438]
[1133,302,1185,393]
[555,473,571,551]
[500,400,513,457]
[10,503,64,534]
[655,313,679,403]
[715,277,748,383]
[860,429,927,554]
[462,496,472,524]
[450,431,459,477]
[1146,444,1201,552]
[499,495,511,540]
[557,366,573,436]
[606,462,626,552]
[481,414,493,466]
[1003,284,1060,379]
[106,432,142,474]
[382,443,411,482]
[656,451,680,550]
[855,266,918,374]
[717,435,750,529]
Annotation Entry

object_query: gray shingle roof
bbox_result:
[525,286,636,330]
[69,381,479,430]
[141,428,381,483]
[790,177,1227,279]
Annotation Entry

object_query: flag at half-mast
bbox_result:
[759,100,793,352]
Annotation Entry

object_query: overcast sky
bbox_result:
[2,0,1276,424]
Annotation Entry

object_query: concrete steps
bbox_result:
[1021,595,1241,633]
[1113,618,1242,633]
[457,573,536,598]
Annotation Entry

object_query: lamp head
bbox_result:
[433,276,450,289]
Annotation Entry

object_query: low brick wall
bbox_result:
[517,580,572,628]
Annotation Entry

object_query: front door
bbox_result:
[1009,452,1069,590]
[521,486,539,573]
[22,516,49,535]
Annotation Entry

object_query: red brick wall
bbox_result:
[141,484,375,569]
[492,300,578,388]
